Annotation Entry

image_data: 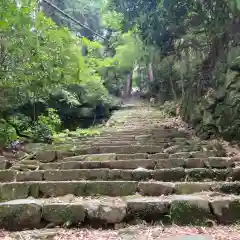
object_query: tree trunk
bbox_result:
[148,62,154,82]
[124,71,133,98]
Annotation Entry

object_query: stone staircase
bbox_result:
[0,103,240,230]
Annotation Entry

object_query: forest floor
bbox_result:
[2,224,240,240]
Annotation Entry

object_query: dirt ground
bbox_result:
[3,225,240,240]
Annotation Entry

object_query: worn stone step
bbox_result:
[0,159,11,170]
[35,146,165,160]
[61,151,215,162]
[39,157,234,171]
[1,194,240,230]
[74,145,165,155]
[63,153,151,161]
[75,136,190,145]
[0,168,234,182]
[10,168,234,182]
[78,135,138,140]
[40,159,156,170]
[72,137,191,145]
[100,133,188,139]
[1,180,240,200]
[79,143,167,148]
[74,140,173,146]
[0,181,138,200]
[101,130,188,137]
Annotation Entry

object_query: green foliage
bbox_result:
[38,108,61,134]
[3,0,238,144]
[101,10,123,30]
[0,120,17,146]
[52,125,102,144]
[0,0,124,145]
[76,126,102,136]
[42,0,105,40]
[161,101,177,117]
[113,32,145,70]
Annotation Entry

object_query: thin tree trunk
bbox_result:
[148,62,154,82]
[124,71,133,98]
[169,75,177,101]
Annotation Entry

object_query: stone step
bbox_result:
[1,180,240,200]
[100,133,188,139]
[39,157,234,170]
[69,137,192,145]
[1,194,240,230]
[61,151,218,162]
[7,168,233,182]
[74,145,165,155]
[78,142,167,148]
[0,160,11,170]
[75,136,189,144]
[71,139,174,145]
[34,146,166,160]
[64,153,150,161]
[101,128,187,135]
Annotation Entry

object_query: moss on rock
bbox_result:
[170,197,213,225]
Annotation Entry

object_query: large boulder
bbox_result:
[84,199,127,223]
[0,199,41,230]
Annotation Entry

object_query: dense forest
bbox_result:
[0,0,240,146]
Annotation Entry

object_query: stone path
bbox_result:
[0,102,240,236]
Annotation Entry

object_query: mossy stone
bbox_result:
[170,196,212,225]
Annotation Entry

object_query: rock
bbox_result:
[0,199,41,229]
[152,168,186,181]
[163,145,180,154]
[170,152,190,159]
[187,168,228,181]
[0,170,15,182]
[184,158,204,168]
[126,197,170,221]
[65,153,116,162]
[35,151,57,163]
[178,127,187,133]
[116,153,148,160]
[138,182,175,196]
[210,198,240,224]
[84,181,138,196]
[175,183,212,194]
[61,161,81,169]
[43,169,109,181]
[132,169,151,181]
[0,160,11,170]
[170,195,213,225]
[42,203,85,225]
[189,151,208,158]
[85,199,127,223]
[0,183,30,200]
[231,155,240,162]
[135,135,151,144]
[229,167,240,181]
[38,182,85,197]
[203,157,234,168]
[56,150,75,160]
[155,158,185,169]
[148,153,169,160]
[105,160,155,170]
[40,162,61,170]
[216,182,240,195]
[16,171,43,181]
[108,170,133,181]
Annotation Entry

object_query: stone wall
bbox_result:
[185,47,240,141]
